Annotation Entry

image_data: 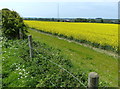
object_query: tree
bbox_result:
[101,19,104,23]
[2,8,28,39]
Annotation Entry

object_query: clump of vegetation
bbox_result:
[2,8,28,39]
[2,39,88,87]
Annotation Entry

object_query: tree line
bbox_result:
[24,17,120,24]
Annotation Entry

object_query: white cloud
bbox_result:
[0,0,119,2]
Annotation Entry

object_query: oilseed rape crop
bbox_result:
[24,20,118,52]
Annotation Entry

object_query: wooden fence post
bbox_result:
[28,35,32,58]
[19,29,23,39]
[88,72,99,89]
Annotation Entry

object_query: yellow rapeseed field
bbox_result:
[24,20,118,51]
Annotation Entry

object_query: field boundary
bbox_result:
[28,35,99,88]
[30,28,118,58]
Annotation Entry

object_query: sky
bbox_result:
[0,0,119,19]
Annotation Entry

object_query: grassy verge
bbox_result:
[31,27,118,53]
[28,29,118,87]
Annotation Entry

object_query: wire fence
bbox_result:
[27,35,99,87]
[20,36,87,87]
[2,35,99,88]
[28,35,99,87]
[33,47,86,87]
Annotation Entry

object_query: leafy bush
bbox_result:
[2,8,28,39]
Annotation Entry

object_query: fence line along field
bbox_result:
[24,20,118,52]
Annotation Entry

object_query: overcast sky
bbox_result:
[0,0,119,19]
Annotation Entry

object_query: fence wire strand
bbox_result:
[17,40,29,48]
[33,47,86,87]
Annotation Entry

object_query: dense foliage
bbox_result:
[2,39,88,87]
[2,8,27,39]
[0,10,1,26]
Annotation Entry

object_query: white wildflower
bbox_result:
[19,72,22,75]
[22,69,25,71]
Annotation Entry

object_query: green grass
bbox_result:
[28,29,118,87]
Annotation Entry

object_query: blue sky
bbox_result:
[0,1,118,19]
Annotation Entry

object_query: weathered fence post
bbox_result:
[88,72,99,89]
[28,35,32,58]
[19,29,23,39]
